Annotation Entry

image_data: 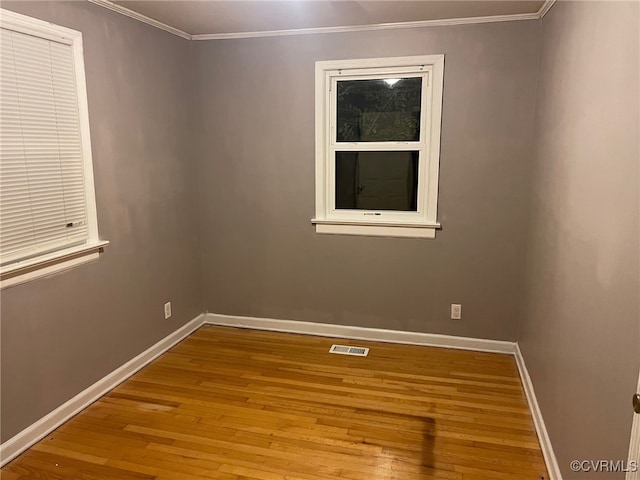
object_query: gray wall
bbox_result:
[0,1,202,441]
[193,21,540,340]
[519,2,640,478]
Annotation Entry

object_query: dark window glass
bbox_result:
[336,77,422,142]
[335,151,418,211]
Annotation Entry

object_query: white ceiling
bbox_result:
[110,0,547,37]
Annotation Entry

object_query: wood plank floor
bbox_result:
[1,326,549,480]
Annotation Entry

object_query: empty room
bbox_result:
[0,0,638,479]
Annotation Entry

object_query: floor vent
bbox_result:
[329,344,369,357]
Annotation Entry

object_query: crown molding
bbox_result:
[88,0,555,42]
[538,0,557,18]
[87,0,192,39]
[191,12,539,41]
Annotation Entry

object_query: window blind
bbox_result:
[0,27,88,266]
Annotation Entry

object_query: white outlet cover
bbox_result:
[451,304,462,320]
[164,302,172,319]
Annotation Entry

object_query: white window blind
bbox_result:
[0,27,89,266]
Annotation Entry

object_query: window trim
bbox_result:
[312,55,445,238]
[0,240,109,289]
[0,9,105,288]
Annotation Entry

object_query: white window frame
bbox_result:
[312,55,444,239]
[0,9,107,289]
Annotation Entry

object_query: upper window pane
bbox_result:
[336,77,422,142]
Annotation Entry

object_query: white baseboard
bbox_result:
[514,343,563,480]
[0,313,206,467]
[204,313,516,354]
[1,310,560,480]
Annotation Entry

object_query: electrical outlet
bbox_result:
[451,304,462,320]
[164,301,172,319]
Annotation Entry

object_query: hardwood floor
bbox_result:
[1,326,549,480]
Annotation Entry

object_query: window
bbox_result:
[0,9,106,288]
[313,55,444,238]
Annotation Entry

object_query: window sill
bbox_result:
[311,219,440,239]
[0,240,109,289]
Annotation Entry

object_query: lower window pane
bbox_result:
[335,151,419,211]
